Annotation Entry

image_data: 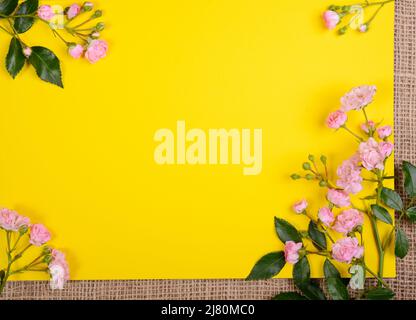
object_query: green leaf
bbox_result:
[403,161,416,197]
[365,287,395,300]
[323,259,340,278]
[28,46,63,88]
[293,256,310,286]
[406,207,416,222]
[395,227,409,259]
[371,204,393,225]
[272,292,307,300]
[0,0,18,15]
[297,282,327,300]
[380,188,403,211]
[6,37,25,78]
[308,221,327,250]
[323,260,349,300]
[274,217,302,243]
[14,0,38,33]
[246,251,286,280]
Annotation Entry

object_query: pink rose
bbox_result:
[359,138,385,171]
[85,40,108,64]
[327,189,350,208]
[377,125,392,139]
[67,4,81,19]
[379,141,394,158]
[326,110,347,129]
[68,44,84,59]
[38,5,55,21]
[49,249,70,290]
[336,156,363,194]
[0,209,30,232]
[30,224,51,246]
[332,209,364,235]
[323,10,340,30]
[284,241,303,264]
[293,199,308,214]
[341,85,377,111]
[360,120,376,133]
[318,207,335,227]
[332,237,364,264]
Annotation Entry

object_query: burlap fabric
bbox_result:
[1,0,415,300]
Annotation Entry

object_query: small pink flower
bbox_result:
[284,241,303,264]
[332,209,364,235]
[85,40,108,64]
[0,209,30,232]
[360,120,376,133]
[318,207,335,227]
[326,110,347,129]
[332,237,364,264]
[341,85,377,111]
[68,44,84,59]
[38,5,55,21]
[30,224,51,246]
[359,138,385,171]
[327,189,350,207]
[67,4,81,19]
[293,199,308,214]
[336,156,363,194]
[358,24,368,33]
[23,47,32,58]
[377,125,392,139]
[49,249,70,290]
[379,141,394,158]
[323,10,340,30]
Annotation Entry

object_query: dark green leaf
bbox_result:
[380,188,403,211]
[395,227,409,259]
[14,0,38,33]
[365,287,395,300]
[308,221,327,250]
[403,161,416,197]
[293,256,310,286]
[6,37,25,78]
[371,204,393,225]
[246,251,286,280]
[0,269,5,282]
[323,259,340,278]
[297,282,327,300]
[28,46,63,88]
[406,207,416,223]
[0,0,18,15]
[272,292,307,300]
[274,217,302,243]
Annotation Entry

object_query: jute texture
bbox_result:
[1,0,415,300]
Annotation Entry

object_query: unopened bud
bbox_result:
[320,155,327,165]
[92,10,102,18]
[291,174,301,180]
[82,1,93,12]
[305,174,315,181]
[95,22,105,31]
[303,162,311,170]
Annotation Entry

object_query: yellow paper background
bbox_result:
[0,0,394,280]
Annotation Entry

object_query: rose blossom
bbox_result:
[38,5,55,21]
[323,10,340,30]
[85,40,108,63]
[326,110,347,129]
[67,4,81,19]
[318,207,335,227]
[332,237,364,264]
[358,138,385,170]
[293,199,308,214]
[336,156,363,194]
[0,209,30,231]
[360,120,376,133]
[49,249,70,290]
[340,85,377,111]
[379,141,394,158]
[377,125,392,139]
[68,44,84,59]
[23,47,32,58]
[332,209,364,235]
[284,241,303,264]
[30,224,51,246]
[327,189,350,207]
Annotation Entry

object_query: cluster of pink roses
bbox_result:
[37,2,108,64]
[0,208,69,293]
